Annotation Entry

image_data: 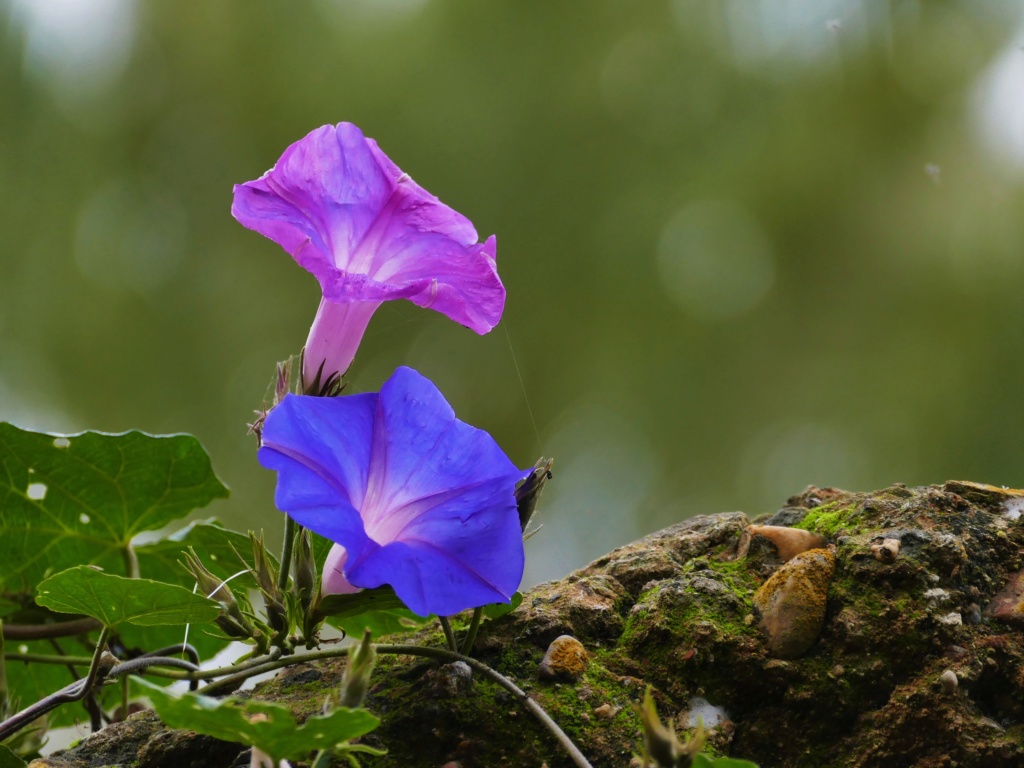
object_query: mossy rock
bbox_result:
[30,482,1024,767]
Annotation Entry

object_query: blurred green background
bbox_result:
[3,1,1024,587]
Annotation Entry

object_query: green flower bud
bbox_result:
[248,532,288,635]
[181,549,258,641]
[634,686,704,768]
[293,528,316,614]
[338,629,376,710]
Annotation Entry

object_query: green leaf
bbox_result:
[36,567,220,628]
[134,678,379,761]
[319,587,431,638]
[481,592,522,620]
[693,755,760,768]
[0,425,228,590]
[0,744,27,768]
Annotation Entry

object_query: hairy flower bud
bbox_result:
[248,533,288,635]
[293,528,316,614]
[182,549,239,612]
[339,629,376,710]
[181,549,257,641]
[634,687,704,768]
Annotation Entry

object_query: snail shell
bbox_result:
[752,547,835,659]
[740,525,827,562]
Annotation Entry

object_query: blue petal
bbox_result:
[347,490,524,617]
[361,367,522,538]
[258,392,378,559]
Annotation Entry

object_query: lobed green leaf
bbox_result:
[134,678,379,761]
[0,425,228,590]
[35,567,221,628]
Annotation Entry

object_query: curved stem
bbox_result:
[438,616,458,653]
[0,677,85,741]
[0,627,111,742]
[140,643,201,667]
[108,656,201,679]
[2,617,102,641]
[9,652,94,666]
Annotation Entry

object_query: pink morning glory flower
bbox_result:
[257,366,528,617]
[232,123,504,388]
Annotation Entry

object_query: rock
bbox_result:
[752,547,835,659]
[593,703,620,719]
[538,635,588,681]
[29,482,1024,768]
[939,669,958,695]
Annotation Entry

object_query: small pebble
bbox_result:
[938,612,962,626]
[871,537,900,563]
[593,703,621,719]
[437,661,473,696]
[539,635,589,681]
[940,669,958,695]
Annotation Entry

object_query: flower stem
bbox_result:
[277,515,298,593]
[2,617,102,640]
[0,626,112,742]
[5,651,95,666]
[460,607,484,656]
[438,616,458,653]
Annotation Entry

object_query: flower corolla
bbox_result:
[257,366,527,617]
[232,123,504,387]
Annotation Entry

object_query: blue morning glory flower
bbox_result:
[257,366,528,617]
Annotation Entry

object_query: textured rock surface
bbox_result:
[28,482,1024,767]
